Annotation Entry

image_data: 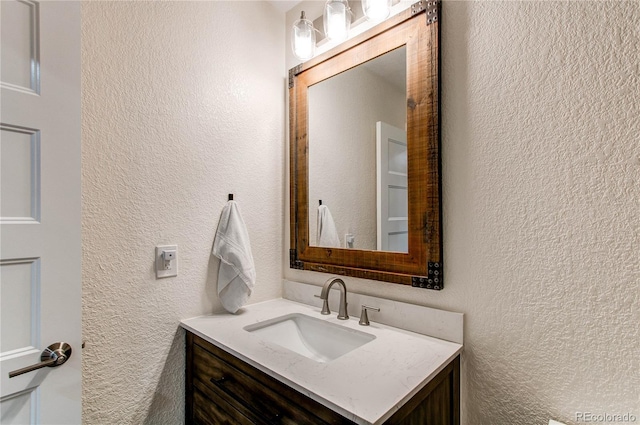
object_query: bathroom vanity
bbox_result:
[186,332,459,425]
[181,296,462,425]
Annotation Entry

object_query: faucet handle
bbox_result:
[359,305,380,326]
[314,294,331,315]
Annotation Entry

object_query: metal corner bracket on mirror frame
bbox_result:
[289,0,442,289]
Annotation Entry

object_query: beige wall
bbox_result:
[286,1,640,425]
[81,2,285,423]
[80,1,638,423]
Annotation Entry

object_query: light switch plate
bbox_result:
[156,245,178,278]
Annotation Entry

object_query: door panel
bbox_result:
[376,121,408,252]
[0,1,81,423]
[0,125,41,222]
[0,0,39,94]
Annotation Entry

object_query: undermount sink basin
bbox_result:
[244,313,375,363]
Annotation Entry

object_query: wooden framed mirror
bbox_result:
[289,1,442,289]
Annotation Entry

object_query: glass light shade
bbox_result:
[362,0,391,22]
[292,11,316,61]
[324,0,351,42]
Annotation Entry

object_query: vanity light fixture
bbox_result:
[362,0,391,22]
[292,11,316,61]
[323,0,351,42]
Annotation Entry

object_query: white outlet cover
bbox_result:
[156,245,178,278]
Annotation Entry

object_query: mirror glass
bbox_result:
[307,46,407,253]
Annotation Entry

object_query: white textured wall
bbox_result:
[308,65,405,249]
[81,2,284,423]
[287,1,640,424]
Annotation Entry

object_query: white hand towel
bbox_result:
[317,205,340,248]
[212,200,256,313]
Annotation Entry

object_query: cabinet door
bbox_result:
[186,333,355,425]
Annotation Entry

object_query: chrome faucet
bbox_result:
[318,278,349,320]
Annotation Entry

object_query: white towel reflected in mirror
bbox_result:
[317,204,340,248]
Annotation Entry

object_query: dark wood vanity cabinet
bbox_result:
[186,332,460,425]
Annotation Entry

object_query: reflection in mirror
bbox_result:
[307,46,407,252]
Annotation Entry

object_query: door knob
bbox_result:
[8,342,72,378]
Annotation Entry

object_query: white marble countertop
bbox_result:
[181,298,462,425]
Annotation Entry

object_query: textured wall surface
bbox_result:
[81,2,284,423]
[308,64,405,249]
[287,1,639,424]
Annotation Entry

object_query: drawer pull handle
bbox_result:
[210,376,227,385]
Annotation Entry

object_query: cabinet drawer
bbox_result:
[193,386,255,425]
[192,336,353,425]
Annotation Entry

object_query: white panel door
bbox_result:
[376,121,408,252]
[0,1,81,424]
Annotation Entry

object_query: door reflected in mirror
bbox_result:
[308,47,407,252]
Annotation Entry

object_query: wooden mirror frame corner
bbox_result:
[289,1,442,289]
